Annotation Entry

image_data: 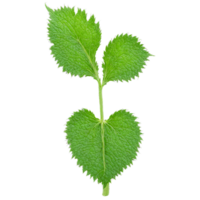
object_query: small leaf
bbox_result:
[102,34,152,85]
[46,5,101,79]
[65,109,142,188]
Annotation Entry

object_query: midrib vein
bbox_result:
[77,39,98,78]
[61,18,98,78]
[101,123,106,172]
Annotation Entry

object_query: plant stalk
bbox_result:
[97,79,110,197]
[102,183,109,196]
[97,80,106,124]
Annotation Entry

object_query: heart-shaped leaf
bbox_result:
[46,5,152,196]
[65,109,142,188]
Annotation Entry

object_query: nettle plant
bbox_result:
[46,5,152,196]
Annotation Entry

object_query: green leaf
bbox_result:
[46,5,101,79]
[43,3,157,197]
[65,109,142,188]
[102,34,151,85]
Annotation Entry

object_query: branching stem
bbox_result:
[96,79,110,197]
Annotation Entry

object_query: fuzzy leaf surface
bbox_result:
[65,109,142,188]
[102,34,151,85]
[46,5,101,79]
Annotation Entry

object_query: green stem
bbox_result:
[96,79,110,197]
[98,79,105,170]
[97,80,105,124]
[102,183,109,196]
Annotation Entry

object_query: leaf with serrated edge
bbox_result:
[46,5,101,79]
[43,3,157,197]
[65,109,142,188]
[102,34,152,85]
